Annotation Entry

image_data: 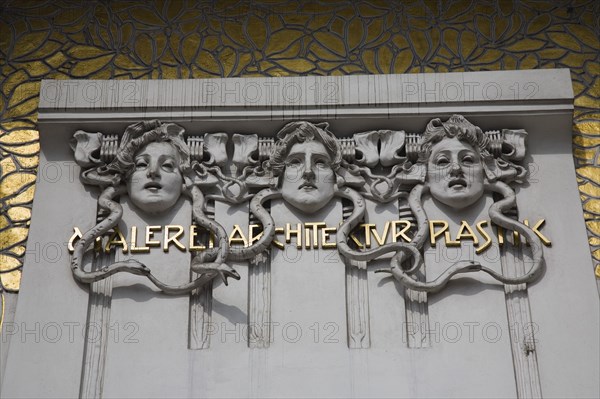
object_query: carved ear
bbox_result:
[353,131,380,167]
[71,131,103,168]
[203,133,228,167]
[501,129,528,161]
[232,134,258,170]
[379,130,406,167]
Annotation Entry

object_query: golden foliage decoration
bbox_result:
[0,0,599,295]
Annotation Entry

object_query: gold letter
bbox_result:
[249,224,263,245]
[371,221,390,246]
[145,225,162,248]
[164,225,185,252]
[321,227,337,248]
[286,223,302,249]
[105,226,128,253]
[456,221,479,245]
[68,227,82,253]
[189,225,206,251]
[229,224,249,247]
[429,220,448,246]
[305,222,326,248]
[273,227,285,249]
[530,219,551,246]
[392,220,412,242]
[475,220,491,254]
[130,226,150,253]
[496,225,505,246]
[361,224,376,248]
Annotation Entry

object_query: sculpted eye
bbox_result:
[135,159,148,169]
[162,161,176,172]
[287,158,302,168]
[462,155,475,165]
[315,158,328,168]
[435,157,450,166]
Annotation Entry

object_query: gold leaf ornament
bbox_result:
[504,39,547,53]
[67,45,113,60]
[548,32,582,52]
[0,129,38,145]
[274,59,316,74]
[266,30,305,56]
[246,15,268,50]
[0,227,30,250]
[1,270,22,292]
[0,172,36,199]
[11,31,49,60]
[6,207,31,223]
[0,254,21,273]
[6,185,35,206]
[70,54,115,78]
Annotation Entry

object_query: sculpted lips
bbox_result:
[299,182,317,190]
[448,177,467,189]
[144,181,162,191]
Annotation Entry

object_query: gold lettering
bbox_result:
[362,224,376,248]
[273,227,285,249]
[444,230,460,247]
[304,226,311,249]
[475,220,492,254]
[497,225,505,246]
[321,227,337,248]
[456,221,479,245]
[349,231,364,248]
[286,223,302,249]
[392,220,412,242]
[189,225,206,251]
[163,225,185,252]
[429,220,448,246]
[371,221,390,246]
[68,227,82,253]
[249,224,263,245]
[130,226,150,253]
[105,226,128,253]
[145,226,162,248]
[305,222,326,248]
[531,219,551,246]
[229,224,248,247]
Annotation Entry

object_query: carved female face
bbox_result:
[427,137,485,210]
[127,141,183,214]
[281,140,336,214]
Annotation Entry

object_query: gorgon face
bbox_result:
[427,137,485,210]
[281,140,336,214]
[127,141,183,214]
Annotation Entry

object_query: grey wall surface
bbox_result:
[2,71,598,398]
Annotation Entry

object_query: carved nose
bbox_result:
[302,167,315,180]
[449,162,463,176]
[147,164,160,178]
